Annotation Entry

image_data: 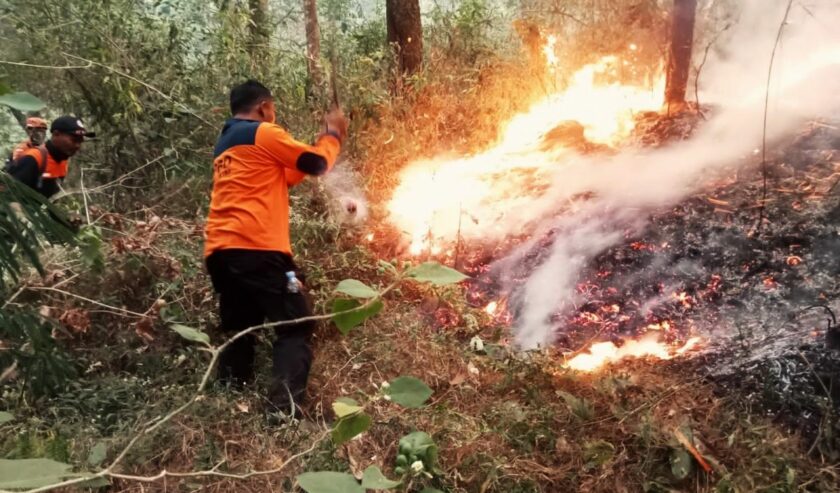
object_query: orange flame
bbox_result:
[566,335,702,372]
[387,40,664,255]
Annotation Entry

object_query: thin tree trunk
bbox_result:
[248,0,270,64]
[386,0,423,77]
[665,0,697,108]
[303,0,324,98]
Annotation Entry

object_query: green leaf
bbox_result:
[385,376,433,408]
[0,412,13,425]
[332,412,371,445]
[670,448,693,480]
[171,324,210,346]
[420,489,445,493]
[406,262,468,286]
[582,440,615,470]
[397,432,439,473]
[77,226,105,273]
[297,471,364,493]
[332,299,383,335]
[0,92,46,112]
[87,442,107,467]
[332,397,363,418]
[361,465,401,489]
[0,458,87,489]
[335,279,378,298]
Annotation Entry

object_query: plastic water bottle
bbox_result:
[285,271,300,294]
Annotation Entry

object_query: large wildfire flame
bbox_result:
[385,38,705,371]
[387,43,664,256]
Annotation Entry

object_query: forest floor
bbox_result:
[2,117,840,493]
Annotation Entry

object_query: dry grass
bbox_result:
[3,57,838,493]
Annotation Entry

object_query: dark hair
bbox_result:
[230,79,272,115]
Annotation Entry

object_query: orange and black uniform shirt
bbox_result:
[11,139,36,162]
[204,118,341,258]
[8,140,70,198]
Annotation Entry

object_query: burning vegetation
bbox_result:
[4,0,840,492]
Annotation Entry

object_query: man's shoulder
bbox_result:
[214,119,262,158]
[255,122,290,139]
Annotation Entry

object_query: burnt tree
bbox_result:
[665,0,697,107]
[386,0,423,77]
[303,0,324,93]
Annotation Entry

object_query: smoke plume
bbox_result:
[503,0,840,348]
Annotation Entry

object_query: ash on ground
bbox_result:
[475,115,840,458]
[582,118,840,458]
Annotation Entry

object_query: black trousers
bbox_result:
[206,249,315,410]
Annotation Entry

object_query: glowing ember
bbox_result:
[484,301,498,315]
[387,45,664,255]
[786,255,802,266]
[674,291,693,308]
[366,233,374,242]
[643,320,672,332]
[566,335,701,372]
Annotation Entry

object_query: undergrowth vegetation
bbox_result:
[0,0,837,492]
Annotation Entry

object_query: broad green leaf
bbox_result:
[332,398,363,418]
[361,465,401,489]
[0,92,46,112]
[670,448,693,480]
[335,279,378,298]
[171,324,210,346]
[406,262,468,286]
[332,412,371,445]
[297,471,364,493]
[582,440,615,470]
[385,376,433,408]
[0,458,87,489]
[332,299,384,335]
[0,412,13,425]
[397,432,439,473]
[87,442,107,467]
[398,431,436,455]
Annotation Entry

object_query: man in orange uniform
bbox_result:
[7,116,94,198]
[11,117,48,162]
[204,80,347,416]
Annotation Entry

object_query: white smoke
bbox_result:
[503,0,840,348]
[322,163,369,225]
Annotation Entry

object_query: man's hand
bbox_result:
[324,108,348,143]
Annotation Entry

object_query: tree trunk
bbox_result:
[664,0,697,107]
[386,0,423,77]
[248,0,270,64]
[303,0,324,96]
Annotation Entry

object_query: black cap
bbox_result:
[51,116,96,139]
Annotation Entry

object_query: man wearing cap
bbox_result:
[10,117,48,162]
[7,116,95,198]
[204,80,347,416]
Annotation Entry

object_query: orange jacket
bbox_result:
[204,119,341,257]
[12,140,36,162]
[19,145,69,179]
